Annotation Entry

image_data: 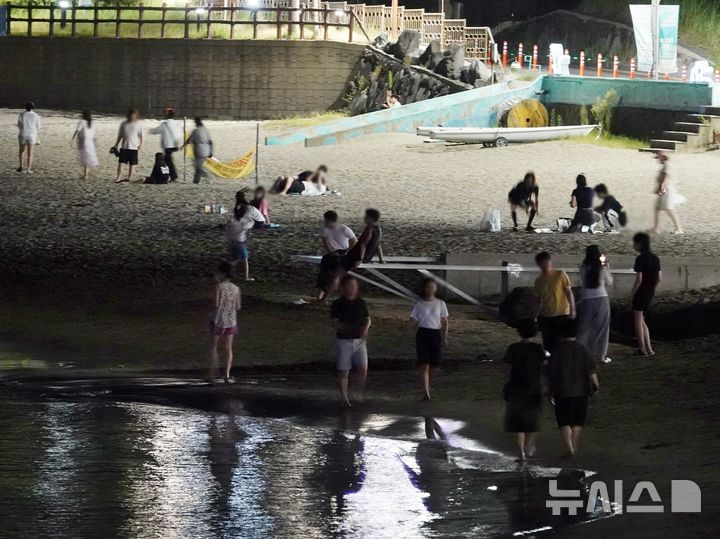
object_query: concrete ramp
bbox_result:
[265,78,542,147]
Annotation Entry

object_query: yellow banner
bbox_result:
[202,150,255,180]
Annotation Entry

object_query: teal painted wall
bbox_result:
[267,78,542,147]
[541,76,712,111]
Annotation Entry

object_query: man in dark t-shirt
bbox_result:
[330,276,371,406]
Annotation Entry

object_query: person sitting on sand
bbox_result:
[410,278,449,401]
[144,152,171,184]
[594,183,626,232]
[225,191,265,282]
[208,261,241,384]
[508,172,540,232]
[331,275,371,407]
[271,165,329,196]
[631,232,661,357]
[342,208,384,271]
[503,320,547,462]
[568,174,598,232]
[317,210,357,302]
[250,186,270,227]
[547,318,599,457]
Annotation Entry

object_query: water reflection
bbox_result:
[0,399,604,537]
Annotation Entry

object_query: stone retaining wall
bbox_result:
[0,37,365,119]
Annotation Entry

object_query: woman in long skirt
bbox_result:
[577,245,613,364]
[72,110,99,180]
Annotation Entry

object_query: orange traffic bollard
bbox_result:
[664,73,670,80]
[716,70,720,83]
[579,51,585,76]
[532,44,538,70]
[630,57,636,79]
[502,41,508,67]
[682,64,687,81]
[597,53,603,77]
[518,43,523,69]
[612,55,619,78]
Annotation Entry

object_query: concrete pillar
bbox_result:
[290,0,300,36]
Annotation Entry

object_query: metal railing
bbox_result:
[2,2,370,42]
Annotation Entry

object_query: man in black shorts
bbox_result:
[112,109,143,183]
[547,318,599,457]
[508,172,539,232]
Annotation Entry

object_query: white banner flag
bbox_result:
[630,4,680,74]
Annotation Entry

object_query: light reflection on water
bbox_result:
[0,399,603,538]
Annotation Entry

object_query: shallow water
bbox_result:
[0,398,605,538]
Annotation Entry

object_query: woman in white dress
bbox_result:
[71,110,99,180]
[652,152,685,234]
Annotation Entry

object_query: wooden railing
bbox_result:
[2,2,370,42]
[2,1,494,62]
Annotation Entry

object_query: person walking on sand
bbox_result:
[317,210,357,302]
[112,109,143,183]
[534,251,575,356]
[71,110,99,180]
[631,233,661,356]
[410,279,449,401]
[17,102,41,174]
[149,108,181,182]
[503,320,546,462]
[652,152,685,234]
[547,318,599,457]
[183,117,213,184]
[508,172,540,232]
[577,245,613,364]
[208,261,241,384]
[331,275,371,407]
[225,190,265,282]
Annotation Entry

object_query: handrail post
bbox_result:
[299,8,304,40]
[92,3,98,37]
[48,2,55,36]
[138,2,143,38]
[252,8,257,39]
[347,9,352,42]
[206,4,211,39]
[276,8,281,40]
[26,1,32,36]
[160,2,166,38]
[4,2,11,36]
[70,0,77,37]
[229,2,235,39]
[501,261,509,298]
[323,5,328,40]
[183,3,189,38]
[115,3,120,37]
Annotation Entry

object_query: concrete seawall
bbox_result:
[0,37,364,119]
[444,252,720,299]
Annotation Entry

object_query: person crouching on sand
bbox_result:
[331,275,371,407]
[503,320,546,462]
[208,261,241,384]
[547,318,599,457]
[410,278,449,401]
[508,172,539,232]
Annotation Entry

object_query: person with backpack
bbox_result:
[149,108,182,182]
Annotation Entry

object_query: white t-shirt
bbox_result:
[321,224,356,252]
[410,299,449,330]
[118,120,143,150]
[18,110,41,137]
[225,206,264,243]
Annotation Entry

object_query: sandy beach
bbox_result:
[2,108,719,289]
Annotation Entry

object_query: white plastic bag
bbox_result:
[481,207,502,232]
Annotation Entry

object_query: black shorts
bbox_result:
[632,289,655,312]
[416,328,442,367]
[508,189,531,208]
[504,394,542,433]
[119,149,139,165]
[287,179,304,195]
[554,396,588,427]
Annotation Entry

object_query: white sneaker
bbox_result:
[26,169,33,174]
[602,357,613,364]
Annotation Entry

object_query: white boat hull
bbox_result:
[417,125,598,145]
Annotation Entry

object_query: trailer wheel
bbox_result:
[495,137,509,147]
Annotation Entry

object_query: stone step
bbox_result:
[650,139,683,150]
[700,106,720,116]
[673,122,704,133]
[662,131,696,142]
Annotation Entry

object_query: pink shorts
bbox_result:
[209,323,238,336]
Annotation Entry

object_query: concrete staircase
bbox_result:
[641,107,720,153]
